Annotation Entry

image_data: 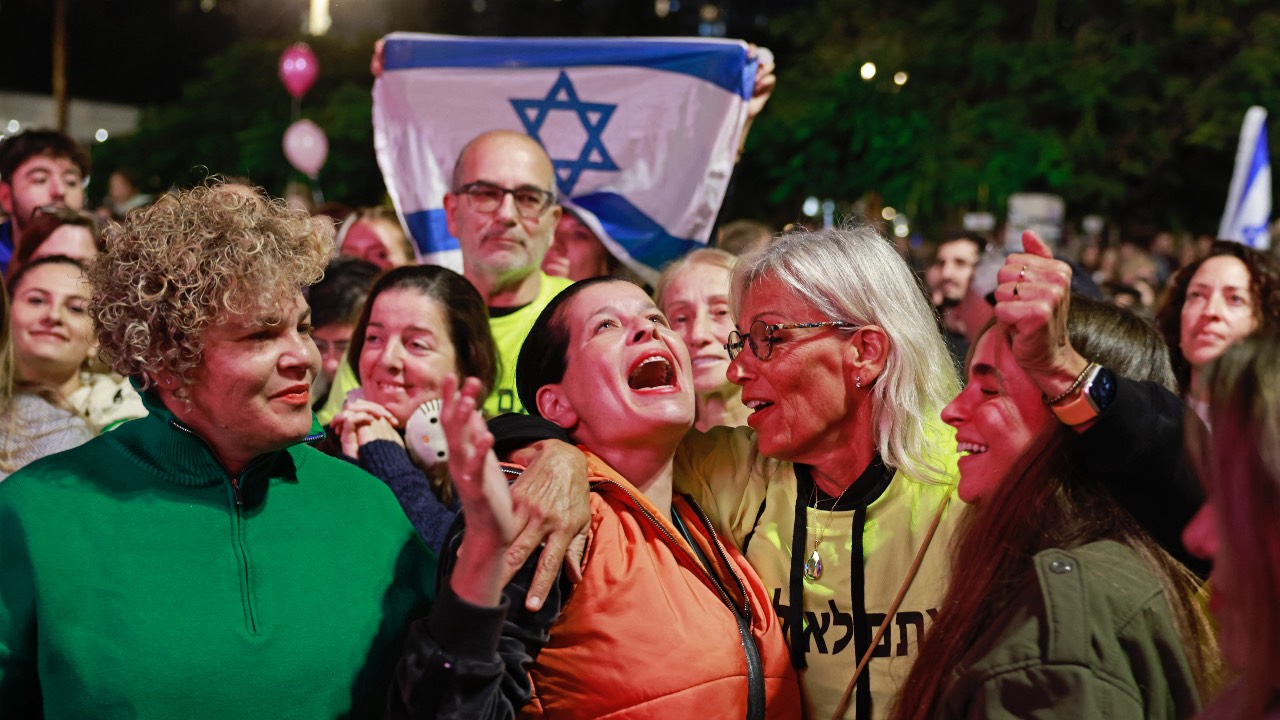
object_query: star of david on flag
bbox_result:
[511,71,619,195]
[372,34,758,280]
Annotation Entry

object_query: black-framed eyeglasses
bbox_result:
[456,181,556,219]
[724,320,859,361]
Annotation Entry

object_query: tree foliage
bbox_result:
[91,35,386,206]
[730,0,1280,237]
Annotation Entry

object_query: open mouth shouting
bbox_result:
[628,354,677,391]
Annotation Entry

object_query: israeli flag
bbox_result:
[1218,106,1272,250]
[372,33,757,281]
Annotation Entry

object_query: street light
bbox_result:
[893,72,908,86]
[309,0,331,35]
[860,62,876,80]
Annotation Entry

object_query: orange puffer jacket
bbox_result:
[522,451,802,719]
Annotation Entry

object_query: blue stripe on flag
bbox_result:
[404,210,458,256]
[573,192,702,268]
[383,37,753,98]
[1236,122,1270,218]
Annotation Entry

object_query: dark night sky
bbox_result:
[1,0,789,106]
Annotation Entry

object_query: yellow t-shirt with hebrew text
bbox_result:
[673,424,964,720]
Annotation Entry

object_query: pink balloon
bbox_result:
[279,43,319,99]
[283,119,328,178]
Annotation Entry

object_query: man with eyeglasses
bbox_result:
[443,130,572,416]
[0,129,90,277]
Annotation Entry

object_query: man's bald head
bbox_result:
[450,130,556,194]
[444,131,562,300]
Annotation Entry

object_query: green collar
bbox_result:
[126,380,326,487]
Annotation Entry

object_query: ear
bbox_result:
[443,191,460,237]
[536,383,579,430]
[844,325,890,386]
[147,369,181,395]
[0,182,13,216]
[146,370,192,422]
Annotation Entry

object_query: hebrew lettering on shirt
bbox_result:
[771,587,938,658]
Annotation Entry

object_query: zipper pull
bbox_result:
[230,477,244,507]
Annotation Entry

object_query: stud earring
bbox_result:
[856,375,862,389]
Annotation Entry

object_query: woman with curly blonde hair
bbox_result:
[0,182,434,718]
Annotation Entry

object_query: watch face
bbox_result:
[1087,367,1118,413]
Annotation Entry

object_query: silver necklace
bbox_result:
[804,481,853,581]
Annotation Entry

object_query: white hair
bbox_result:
[731,223,958,484]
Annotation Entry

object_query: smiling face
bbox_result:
[358,288,459,425]
[9,261,93,386]
[340,219,411,270]
[541,213,611,281]
[726,274,857,464]
[445,133,561,283]
[661,261,736,396]
[941,328,1057,503]
[1179,255,1258,372]
[166,291,320,474]
[540,281,694,449]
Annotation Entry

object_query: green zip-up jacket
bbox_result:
[939,540,1202,719]
[0,392,436,719]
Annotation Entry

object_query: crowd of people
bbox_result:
[0,67,1279,720]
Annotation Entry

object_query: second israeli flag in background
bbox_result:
[373,33,757,280]
[1219,105,1272,250]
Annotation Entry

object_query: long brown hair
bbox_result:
[0,284,15,473]
[892,299,1221,720]
[1194,334,1280,718]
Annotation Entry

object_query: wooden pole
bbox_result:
[53,0,68,132]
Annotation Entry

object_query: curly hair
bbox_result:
[1155,240,1280,394]
[86,183,331,397]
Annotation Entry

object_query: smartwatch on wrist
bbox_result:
[1051,365,1117,426]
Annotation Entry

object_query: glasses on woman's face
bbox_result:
[456,181,555,219]
[724,320,859,361]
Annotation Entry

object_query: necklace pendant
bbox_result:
[804,549,824,581]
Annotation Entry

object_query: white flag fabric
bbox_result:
[1218,106,1272,250]
[372,33,757,282]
